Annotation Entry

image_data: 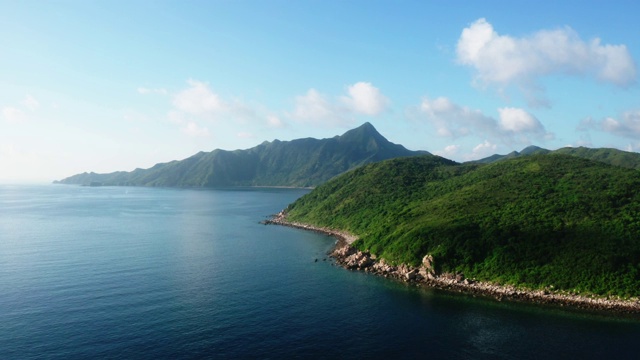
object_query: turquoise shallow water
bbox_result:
[0,185,639,359]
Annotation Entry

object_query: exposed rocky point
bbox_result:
[264,213,640,315]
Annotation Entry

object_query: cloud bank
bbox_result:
[580,110,640,139]
[457,18,637,105]
[2,95,40,124]
[419,96,551,144]
[289,82,389,126]
[158,80,390,137]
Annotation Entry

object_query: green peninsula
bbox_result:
[286,154,640,298]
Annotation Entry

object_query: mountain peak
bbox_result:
[520,145,547,155]
[56,122,427,187]
[338,122,384,143]
[357,121,376,131]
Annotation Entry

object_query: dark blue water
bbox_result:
[1,185,639,359]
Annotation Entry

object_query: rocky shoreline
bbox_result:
[265,212,640,316]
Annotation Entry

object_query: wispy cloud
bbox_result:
[22,95,40,111]
[173,80,226,117]
[2,107,27,124]
[433,144,460,158]
[289,82,390,126]
[181,121,210,137]
[137,87,168,95]
[469,140,498,159]
[2,94,41,124]
[418,96,552,145]
[457,18,637,106]
[266,115,285,128]
[419,97,552,143]
[420,96,495,137]
[579,110,640,139]
[166,80,256,137]
[289,89,343,125]
[236,131,254,139]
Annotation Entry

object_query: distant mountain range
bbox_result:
[56,122,640,188]
[473,145,640,169]
[55,122,428,187]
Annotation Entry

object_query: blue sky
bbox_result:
[1,0,639,182]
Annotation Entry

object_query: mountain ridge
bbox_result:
[471,145,640,169]
[55,122,429,188]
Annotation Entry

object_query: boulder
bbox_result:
[421,254,437,276]
[405,269,417,280]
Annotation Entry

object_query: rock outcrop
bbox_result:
[265,213,640,315]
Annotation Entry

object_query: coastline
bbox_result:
[265,212,640,316]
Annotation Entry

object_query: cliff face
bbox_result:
[55,123,428,188]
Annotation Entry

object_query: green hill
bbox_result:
[553,147,640,170]
[55,123,428,187]
[286,154,640,297]
[473,145,640,170]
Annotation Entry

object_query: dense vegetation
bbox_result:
[475,145,640,170]
[286,155,640,297]
[55,123,427,188]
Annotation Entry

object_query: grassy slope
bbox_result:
[286,154,640,297]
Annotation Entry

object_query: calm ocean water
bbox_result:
[1,185,639,359]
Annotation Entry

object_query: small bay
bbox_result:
[0,185,639,359]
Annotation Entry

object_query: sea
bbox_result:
[1,185,639,359]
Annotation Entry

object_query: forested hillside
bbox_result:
[286,154,640,297]
[474,145,640,170]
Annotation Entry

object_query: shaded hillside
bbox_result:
[286,154,640,297]
[553,147,640,170]
[55,123,428,187]
[473,145,640,170]
[471,145,550,164]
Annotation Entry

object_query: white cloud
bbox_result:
[290,89,336,122]
[138,87,168,95]
[173,80,226,116]
[181,121,210,137]
[582,110,640,138]
[170,80,269,126]
[2,107,27,124]
[420,96,496,137]
[22,95,39,111]
[471,140,498,158]
[434,144,460,158]
[2,95,41,124]
[267,115,285,128]
[341,82,389,115]
[457,18,637,105]
[419,97,551,144]
[237,132,254,139]
[288,82,389,126]
[288,88,350,127]
[498,107,545,133]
